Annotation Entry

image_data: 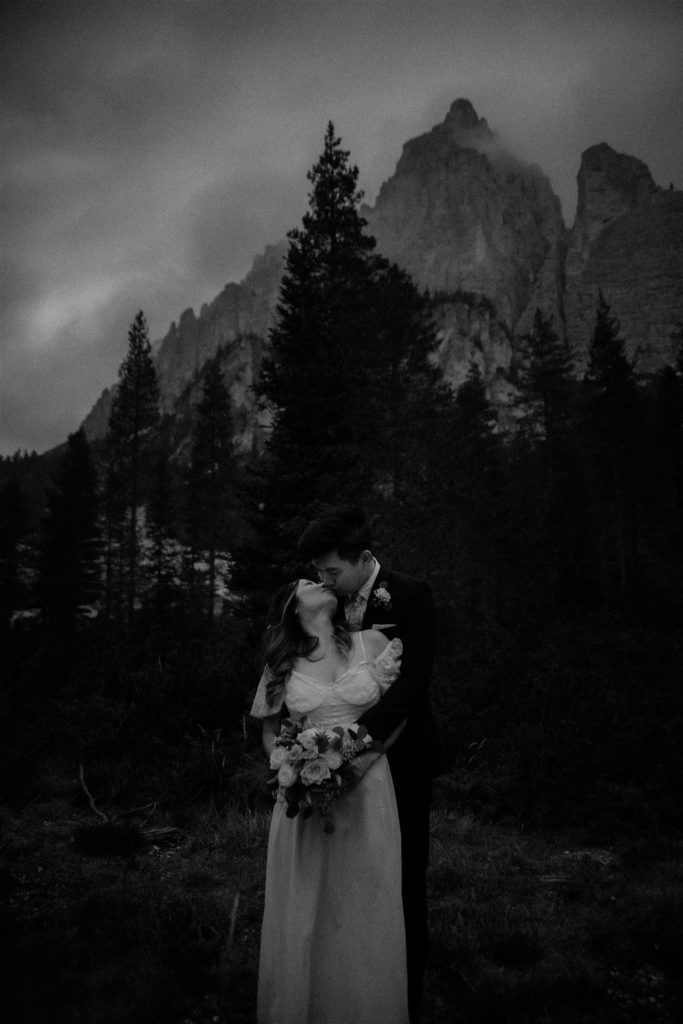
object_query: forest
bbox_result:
[1,124,682,1023]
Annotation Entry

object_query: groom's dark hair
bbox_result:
[298,505,373,563]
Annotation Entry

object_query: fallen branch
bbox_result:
[141,825,182,842]
[78,763,110,822]
[116,801,158,823]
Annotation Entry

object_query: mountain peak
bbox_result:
[575,142,659,223]
[364,99,564,330]
[443,98,485,132]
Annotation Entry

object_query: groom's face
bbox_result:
[312,549,373,597]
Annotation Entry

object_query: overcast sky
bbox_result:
[2,0,682,456]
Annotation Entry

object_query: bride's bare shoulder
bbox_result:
[360,629,390,660]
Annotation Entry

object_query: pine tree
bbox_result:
[37,427,99,633]
[420,361,505,632]
[104,311,160,623]
[0,472,28,632]
[102,458,125,621]
[185,356,236,617]
[234,124,380,600]
[364,262,449,530]
[234,123,451,605]
[514,309,589,609]
[147,427,177,615]
[583,291,641,609]
[653,326,683,569]
[586,292,636,393]
[258,123,376,509]
[517,309,576,439]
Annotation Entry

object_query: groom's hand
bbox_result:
[348,750,381,782]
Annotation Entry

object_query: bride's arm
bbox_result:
[262,714,281,756]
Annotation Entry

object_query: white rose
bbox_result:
[322,748,343,770]
[270,747,290,769]
[277,763,298,788]
[300,758,332,786]
[299,730,318,750]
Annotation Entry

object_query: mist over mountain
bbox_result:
[82,99,683,452]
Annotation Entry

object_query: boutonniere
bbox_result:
[370,582,392,612]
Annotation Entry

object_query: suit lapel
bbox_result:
[363,565,395,628]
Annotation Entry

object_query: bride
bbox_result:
[250,578,408,1024]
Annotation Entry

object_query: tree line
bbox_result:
[1,122,682,642]
[0,312,239,634]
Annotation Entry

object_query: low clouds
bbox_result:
[2,285,133,454]
[2,0,682,454]
[177,170,309,296]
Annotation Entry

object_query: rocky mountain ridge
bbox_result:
[82,99,682,452]
[565,146,682,371]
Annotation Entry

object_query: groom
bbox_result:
[298,505,439,1022]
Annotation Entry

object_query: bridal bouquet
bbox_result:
[269,719,370,833]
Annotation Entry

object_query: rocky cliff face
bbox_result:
[565,144,682,369]
[151,241,285,452]
[82,100,682,452]
[82,241,286,452]
[431,294,518,429]
[154,240,286,405]
[362,99,566,335]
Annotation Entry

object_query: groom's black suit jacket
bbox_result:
[345,566,441,779]
[339,566,439,1004]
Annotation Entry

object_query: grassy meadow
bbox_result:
[2,609,681,1023]
[2,777,681,1024]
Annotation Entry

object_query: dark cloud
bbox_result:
[2,0,682,454]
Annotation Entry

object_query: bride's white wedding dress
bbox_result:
[251,635,408,1024]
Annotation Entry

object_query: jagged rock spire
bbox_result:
[443,98,489,134]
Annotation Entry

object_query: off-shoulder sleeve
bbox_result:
[249,666,285,719]
[369,637,403,694]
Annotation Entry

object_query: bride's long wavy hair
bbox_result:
[261,579,351,710]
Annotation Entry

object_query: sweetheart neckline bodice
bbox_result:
[291,658,375,688]
[249,637,402,723]
[284,639,403,724]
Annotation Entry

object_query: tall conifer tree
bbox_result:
[584,291,641,608]
[364,261,449,531]
[237,124,380,601]
[0,472,27,633]
[235,124,450,604]
[37,427,99,633]
[147,427,177,615]
[517,309,576,439]
[185,356,236,617]
[419,361,504,630]
[514,309,589,608]
[651,328,683,600]
[105,311,160,623]
[258,123,376,507]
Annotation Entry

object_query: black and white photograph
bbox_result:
[1,2,682,1022]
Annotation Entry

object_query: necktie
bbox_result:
[345,592,365,631]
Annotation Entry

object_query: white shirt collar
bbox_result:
[354,558,381,602]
